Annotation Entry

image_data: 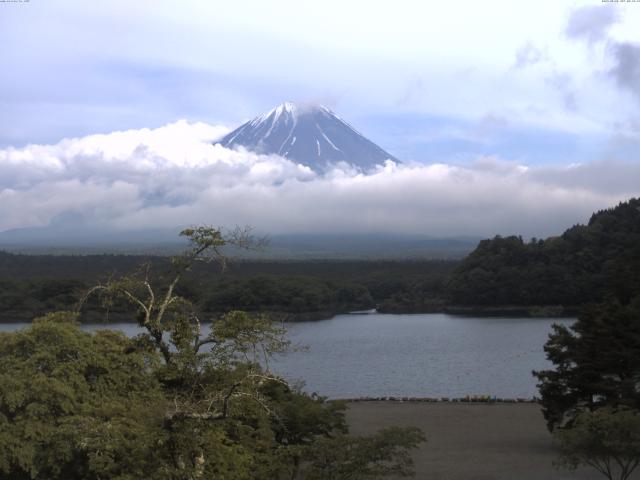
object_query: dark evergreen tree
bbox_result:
[447,198,640,309]
[534,297,640,430]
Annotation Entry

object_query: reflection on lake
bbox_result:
[0,313,573,399]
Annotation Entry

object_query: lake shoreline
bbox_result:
[0,304,580,324]
[338,396,539,403]
[379,304,580,318]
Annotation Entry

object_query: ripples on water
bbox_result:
[273,313,573,399]
[1,313,573,399]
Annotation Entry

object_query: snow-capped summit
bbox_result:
[216,102,398,171]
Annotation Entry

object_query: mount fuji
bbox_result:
[217,102,398,171]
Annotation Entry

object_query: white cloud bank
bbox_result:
[0,121,637,239]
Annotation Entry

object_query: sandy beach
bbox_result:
[346,402,612,480]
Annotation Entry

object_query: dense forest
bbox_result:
[0,255,456,322]
[0,198,638,321]
[447,198,640,310]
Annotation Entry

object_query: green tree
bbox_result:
[533,297,640,430]
[0,226,425,479]
[447,198,640,309]
[78,227,303,478]
[296,427,425,480]
[554,407,640,480]
[0,312,168,480]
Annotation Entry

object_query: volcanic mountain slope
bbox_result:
[217,102,398,171]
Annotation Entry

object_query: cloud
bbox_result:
[564,7,640,103]
[475,114,509,137]
[565,5,620,44]
[546,71,578,111]
[609,42,640,101]
[513,43,547,70]
[0,121,637,240]
[4,0,637,149]
[527,160,640,196]
[563,5,640,109]
[397,76,425,106]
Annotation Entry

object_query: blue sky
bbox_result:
[0,0,639,238]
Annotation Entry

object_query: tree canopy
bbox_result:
[0,227,425,479]
[447,198,640,308]
[554,407,640,480]
[0,312,167,480]
[534,297,640,431]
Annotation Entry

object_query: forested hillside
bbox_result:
[0,256,456,322]
[447,198,640,308]
[1,198,638,320]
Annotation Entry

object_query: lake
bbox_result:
[0,312,573,399]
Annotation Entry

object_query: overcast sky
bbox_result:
[0,0,639,238]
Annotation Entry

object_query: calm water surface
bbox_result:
[1,313,573,399]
